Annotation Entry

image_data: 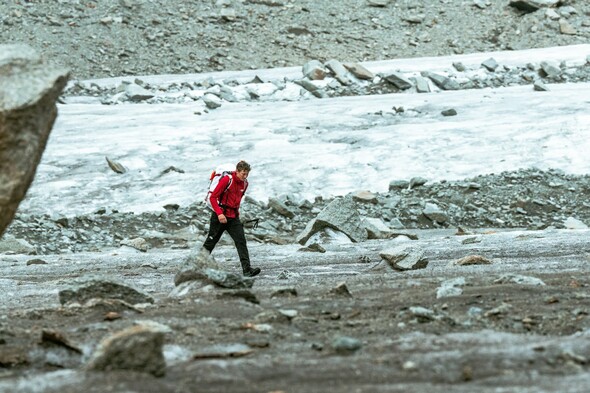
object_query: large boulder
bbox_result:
[0,44,69,237]
[296,195,367,245]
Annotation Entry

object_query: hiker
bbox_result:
[203,160,261,277]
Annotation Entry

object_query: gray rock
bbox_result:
[328,282,353,298]
[441,108,457,116]
[409,177,428,189]
[351,190,378,204]
[559,19,577,35]
[125,84,154,101]
[481,57,499,72]
[389,180,409,190]
[452,61,467,72]
[367,0,389,7]
[302,60,327,80]
[268,197,295,218]
[563,217,588,229]
[473,0,489,9]
[296,79,328,98]
[383,72,414,90]
[332,336,362,354]
[58,279,154,305]
[296,196,367,244]
[105,157,126,174]
[509,0,560,13]
[86,323,166,376]
[174,247,221,286]
[421,71,461,90]
[362,217,392,239]
[533,80,550,91]
[343,62,375,80]
[494,274,545,286]
[0,234,36,255]
[325,59,353,86]
[540,60,561,78]
[436,277,466,299]
[412,76,431,93]
[0,44,69,237]
[202,93,222,109]
[379,245,428,270]
[120,237,149,252]
[422,202,448,223]
[203,268,255,289]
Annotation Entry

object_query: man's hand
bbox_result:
[218,214,227,224]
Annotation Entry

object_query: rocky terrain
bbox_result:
[1,1,590,392]
[3,168,590,255]
[1,0,589,81]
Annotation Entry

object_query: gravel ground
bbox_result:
[1,2,590,392]
[1,0,589,80]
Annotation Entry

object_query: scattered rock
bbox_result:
[86,324,167,377]
[452,254,492,266]
[58,279,154,305]
[379,245,428,271]
[332,336,362,354]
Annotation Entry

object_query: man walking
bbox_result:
[203,160,260,277]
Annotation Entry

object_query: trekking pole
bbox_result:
[243,218,260,229]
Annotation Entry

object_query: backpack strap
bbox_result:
[217,173,233,212]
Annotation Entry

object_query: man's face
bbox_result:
[236,170,249,181]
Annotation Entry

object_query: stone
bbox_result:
[441,108,457,116]
[296,196,367,244]
[383,72,414,90]
[422,202,448,223]
[125,83,154,101]
[494,274,545,286]
[412,76,431,93]
[563,217,588,229]
[302,60,327,80]
[86,324,167,377]
[343,62,374,80]
[362,217,392,239]
[352,190,378,204]
[481,57,499,72]
[379,245,428,271]
[533,80,549,91]
[452,255,492,266]
[0,44,69,237]
[421,71,460,90]
[559,19,577,35]
[332,336,362,354]
[268,197,295,218]
[509,0,560,13]
[325,59,352,86]
[58,279,154,305]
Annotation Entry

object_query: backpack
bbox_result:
[204,164,235,211]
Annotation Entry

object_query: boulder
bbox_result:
[0,44,69,237]
[296,196,367,244]
[86,323,167,377]
[379,245,428,270]
[58,279,154,305]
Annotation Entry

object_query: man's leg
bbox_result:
[203,211,225,252]
[225,218,258,275]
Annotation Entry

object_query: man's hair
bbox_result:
[236,160,251,172]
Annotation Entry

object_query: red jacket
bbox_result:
[209,172,248,218]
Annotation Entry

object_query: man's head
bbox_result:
[236,160,250,181]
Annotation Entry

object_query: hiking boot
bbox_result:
[243,267,261,277]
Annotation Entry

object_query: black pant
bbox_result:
[203,212,251,273]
